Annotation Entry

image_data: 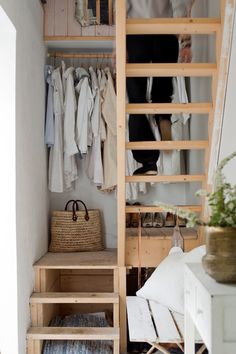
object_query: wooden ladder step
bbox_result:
[27,327,120,340]
[126,103,212,115]
[126,18,221,35]
[30,292,119,304]
[126,140,208,150]
[126,174,205,183]
[125,205,202,213]
[126,63,217,77]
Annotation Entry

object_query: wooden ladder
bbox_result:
[26,250,120,354]
[116,0,236,352]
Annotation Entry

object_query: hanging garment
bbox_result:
[63,67,79,190]
[101,68,117,191]
[157,76,190,175]
[48,67,64,192]
[86,68,106,185]
[44,65,54,147]
[75,67,94,155]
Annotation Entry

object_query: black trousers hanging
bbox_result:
[127,34,179,165]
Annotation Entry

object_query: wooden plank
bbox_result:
[68,0,82,36]
[108,0,113,25]
[126,297,157,342]
[60,274,113,292]
[126,18,221,35]
[34,250,117,269]
[126,140,208,150]
[116,0,126,269]
[54,0,68,36]
[126,238,200,267]
[27,339,34,354]
[149,301,181,343]
[126,63,217,77]
[126,175,205,183]
[126,103,212,115]
[30,292,119,304]
[172,311,202,342]
[44,0,55,36]
[27,327,119,340]
[126,205,201,213]
[119,267,127,352]
[126,227,198,240]
[30,303,38,326]
[96,0,100,24]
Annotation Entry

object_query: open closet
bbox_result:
[25,0,236,354]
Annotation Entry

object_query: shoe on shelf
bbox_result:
[142,213,153,227]
[159,117,172,141]
[130,202,141,228]
[133,163,157,176]
[165,212,175,227]
[177,216,186,227]
[153,212,164,227]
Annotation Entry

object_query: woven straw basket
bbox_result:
[49,200,104,252]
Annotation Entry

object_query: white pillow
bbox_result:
[136,245,206,314]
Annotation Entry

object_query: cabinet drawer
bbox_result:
[194,281,211,348]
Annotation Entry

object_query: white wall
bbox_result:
[218,11,236,182]
[0,6,17,354]
[0,1,48,354]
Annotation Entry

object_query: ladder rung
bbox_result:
[30,292,119,304]
[126,18,221,35]
[126,63,217,77]
[126,175,205,183]
[27,327,119,340]
[125,205,202,213]
[126,140,208,150]
[126,103,212,115]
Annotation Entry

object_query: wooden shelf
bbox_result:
[30,292,119,304]
[125,205,202,213]
[126,140,208,151]
[34,249,117,269]
[126,174,205,183]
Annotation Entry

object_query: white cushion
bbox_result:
[136,245,206,314]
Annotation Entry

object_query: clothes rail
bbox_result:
[47,52,114,59]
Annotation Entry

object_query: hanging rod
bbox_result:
[47,52,114,59]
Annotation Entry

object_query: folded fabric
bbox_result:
[136,245,206,314]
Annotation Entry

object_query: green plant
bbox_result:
[156,151,236,228]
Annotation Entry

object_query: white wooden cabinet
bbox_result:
[184,263,236,354]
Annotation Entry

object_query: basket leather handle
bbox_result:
[65,200,79,222]
[75,200,90,221]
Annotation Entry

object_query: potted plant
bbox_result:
[156,151,236,283]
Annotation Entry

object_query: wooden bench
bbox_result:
[127,296,205,354]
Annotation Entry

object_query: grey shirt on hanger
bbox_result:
[126,0,193,18]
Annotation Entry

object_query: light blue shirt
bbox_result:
[44,65,55,147]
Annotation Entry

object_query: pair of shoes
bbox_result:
[142,212,164,228]
[159,117,172,141]
[133,163,157,176]
[126,202,141,228]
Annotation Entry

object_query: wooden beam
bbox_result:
[30,292,119,304]
[126,63,217,77]
[126,174,206,183]
[126,140,208,150]
[126,103,212,115]
[127,18,221,35]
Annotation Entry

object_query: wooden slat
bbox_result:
[126,174,205,183]
[126,18,221,35]
[172,312,202,342]
[44,0,55,36]
[126,63,217,77]
[126,297,157,342]
[149,301,181,343]
[125,205,201,213]
[27,327,119,340]
[126,103,212,115]
[34,250,117,269]
[126,227,198,239]
[44,35,114,41]
[30,292,119,304]
[126,140,208,150]
[54,0,68,36]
